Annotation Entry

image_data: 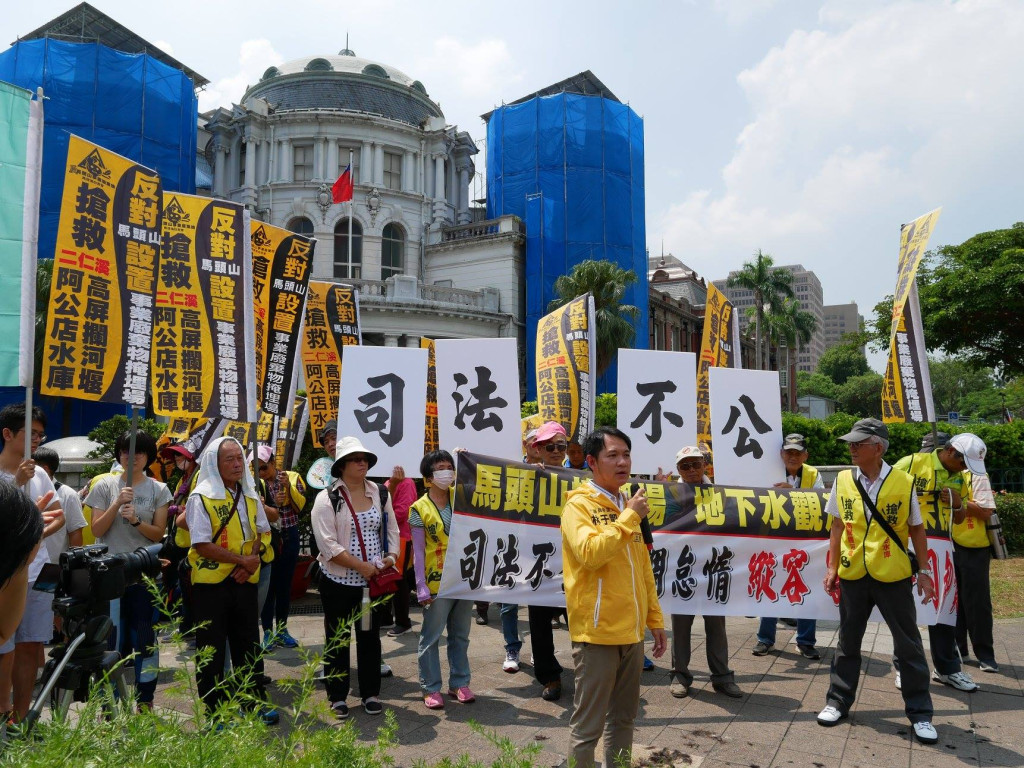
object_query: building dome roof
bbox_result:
[245,49,443,126]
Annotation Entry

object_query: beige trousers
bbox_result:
[568,640,644,768]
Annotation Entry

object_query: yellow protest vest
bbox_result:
[411,489,454,596]
[898,451,965,533]
[835,468,916,582]
[952,470,987,548]
[187,492,262,584]
[799,464,820,489]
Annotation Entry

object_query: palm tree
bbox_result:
[764,297,818,409]
[727,250,794,370]
[547,259,639,378]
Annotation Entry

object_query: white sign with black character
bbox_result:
[617,349,698,475]
[435,338,522,461]
[709,367,786,487]
[336,346,428,477]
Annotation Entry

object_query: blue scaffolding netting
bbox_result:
[486,92,648,398]
[0,38,198,435]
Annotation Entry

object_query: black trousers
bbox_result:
[192,580,265,714]
[528,605,563,685]
[320,577,382,703]
[954,544,995,664]
[828,576,932,723]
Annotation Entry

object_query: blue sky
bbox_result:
[8,0,1023,371]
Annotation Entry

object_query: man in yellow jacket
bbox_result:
[817,418,937,745]
[561,426,666,768]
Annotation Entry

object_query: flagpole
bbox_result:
[348,149,354,277]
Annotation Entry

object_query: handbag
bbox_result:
[335,484,402,598]
[855,478,919,575]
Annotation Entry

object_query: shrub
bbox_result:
[84,414,167,480]
[996,493,1024,555]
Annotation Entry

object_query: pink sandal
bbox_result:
[448,686,476,703]
[423,691,445,709]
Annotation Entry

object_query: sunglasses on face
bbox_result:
[542,443,568,453]
[677,460,704,471]
[349,455,369,464]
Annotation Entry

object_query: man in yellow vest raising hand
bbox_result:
[817,419,938,745]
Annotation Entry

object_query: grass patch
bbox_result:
[991,556,1024,619]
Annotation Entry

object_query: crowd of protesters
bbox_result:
[0,402,1004,764]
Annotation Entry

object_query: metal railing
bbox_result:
[990,468,1024,493]
[441,216,525,242]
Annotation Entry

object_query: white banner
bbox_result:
[337,346,428,477]
[617,349,697,475]
[709,367,786,487]
[436,338,522,461]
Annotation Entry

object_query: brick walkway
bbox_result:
[156,605,1024,767]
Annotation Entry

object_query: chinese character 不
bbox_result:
[629,380,684,443]
[525,542,556,591]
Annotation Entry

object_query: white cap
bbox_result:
[949,433,987,476]
[675,446,704,463]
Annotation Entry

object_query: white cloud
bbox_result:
[198,39,283,112]
[414,38,523,101]
[153,40,174,56]
[658,0,1024,297]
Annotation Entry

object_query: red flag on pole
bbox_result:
[331,164,353,203]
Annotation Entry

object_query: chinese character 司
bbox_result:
[459,529,488,590]
[721,394,772,458]
[629,380,684,443]
[354,372,405,447]
[452,366,508,432]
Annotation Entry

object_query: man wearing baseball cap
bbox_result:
[318,420,338,461]
[753,433,824,660]
[818,418,938,744]
[892,431,978,693]
[667,445,742,699]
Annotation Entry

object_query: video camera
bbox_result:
[52,543,163,622]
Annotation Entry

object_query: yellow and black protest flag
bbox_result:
[422,337,439,453]
[151,193,254,421]
[275,396,308,468]
[696,282,737,446]
[301,281,360,447]
[41,135,161,406]
[251,221,316,417]
[535,294,595,443]
[224,408,276,449]
[882,209,941,423]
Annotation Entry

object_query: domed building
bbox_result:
[204,47,525,350]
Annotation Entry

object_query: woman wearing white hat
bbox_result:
[310,436,399,719]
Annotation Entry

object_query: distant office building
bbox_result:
[713,263,825,373]
[822,302,864,350]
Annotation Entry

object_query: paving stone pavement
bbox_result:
[153,605,1024,768]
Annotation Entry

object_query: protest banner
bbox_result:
[336,346,428,476]
[422,337,439,453]
[179,417,227,460]
[709,367,786,487]
[436,452,956,625]
[882,208,941,423]
[276,396,308,468]
[436,338,521,461]
[251,221,315,417]
[0,81,42,389]
[301,280,360,446]
[535,294,595,443]
[617,350,697,474]
[152,194,253,420]
[41,135,162,407]
[224,409,276,449]
[696,282,737,447]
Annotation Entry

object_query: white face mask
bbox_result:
[431,470,455,490]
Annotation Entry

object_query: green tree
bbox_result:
[548,259,639,377]
[836,373,885,418]
[796,371,839,401]
[927,357,996,418]
[727,249,794,370]
[764,297,818,408]
[84,414,167,480]
[816,338,870,385]
[869,222,1024,375]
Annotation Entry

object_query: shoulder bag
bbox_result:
[333,484,402,598]
[855,480,919,575]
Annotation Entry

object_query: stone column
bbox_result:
[313,137,326,181]
[213,142,228,196]
[434,156,445,199]
[244,137,257,188]
[384,333,400,348]
[404,335,419,348]
[360,140,372,185]
[281,139,293,183]
[326,139,339,183]
[457,165,470,224]
[374,143,385,186]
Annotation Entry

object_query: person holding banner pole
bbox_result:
[666,446,743,699]
[561,426,666,768]
[817,418,938,744]
[753,433,824,660]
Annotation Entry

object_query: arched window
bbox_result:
[287,217,314,236]
[334,218,363,279]
[381,223,405,279]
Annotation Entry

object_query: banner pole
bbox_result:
[126,406,139,490]
[24,387,33,464]
[348,150,354,276]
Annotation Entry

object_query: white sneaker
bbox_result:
[895,672,901,690]
[817,705,846,726]
[933,670,978,692]
[380,663,393,678]
[913,721,938,744]
[503,649,520,673]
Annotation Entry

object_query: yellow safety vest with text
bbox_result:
[899,451,966,534]
[187,492,262,584]
[799,464,820,489]
[835,468,916,582]
[952,470,987,548]
[411,490,454,596]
